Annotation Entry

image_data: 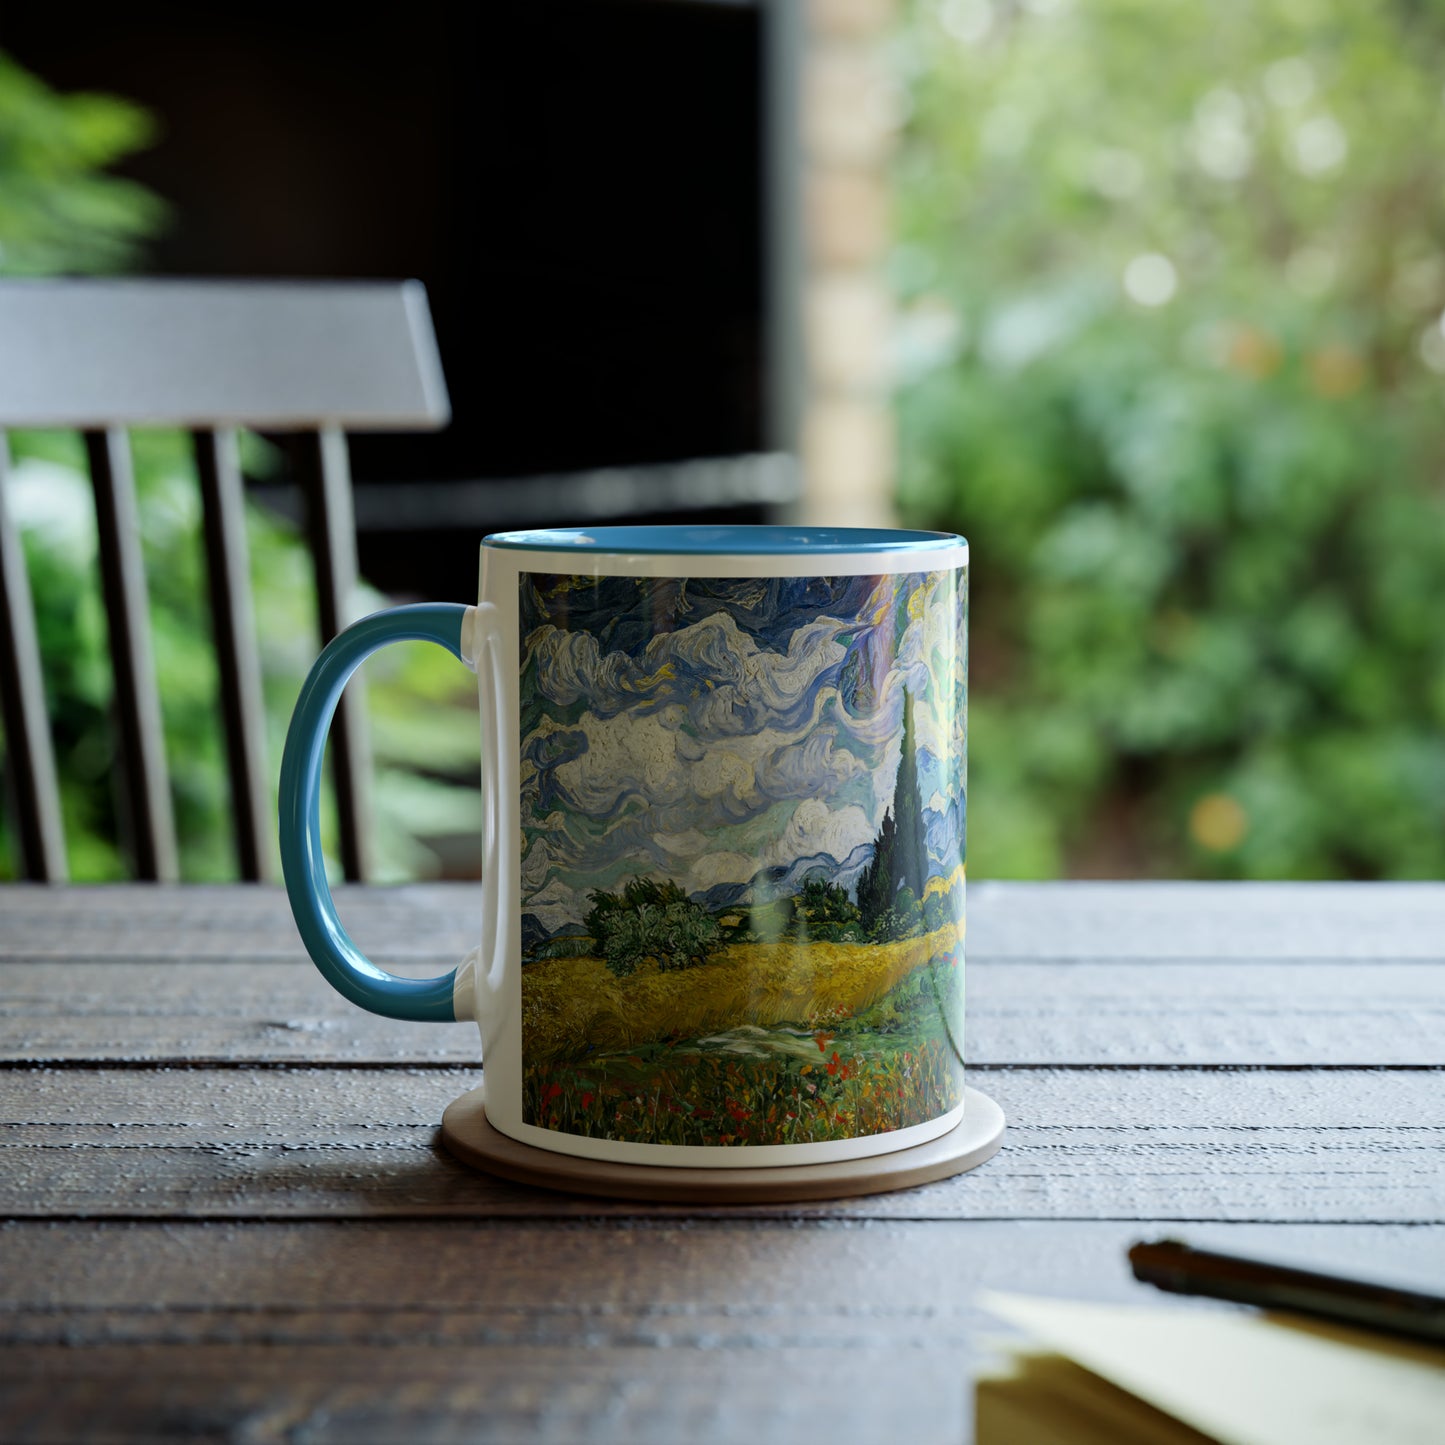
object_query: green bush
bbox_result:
[1,430,481,881]
[921,892,949,934]
[793,877,860,934]
[738,894,796,945]
[585,877,722,978]
[876,886,925,944]
[894,0,1445,879]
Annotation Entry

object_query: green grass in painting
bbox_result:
[520,948,964,1147]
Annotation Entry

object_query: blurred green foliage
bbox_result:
[0,55,479,882]
[0,53,166,273]
[893,0,1445,878]
[3,433,480,882]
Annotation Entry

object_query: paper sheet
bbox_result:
[978,1292,1445,1445]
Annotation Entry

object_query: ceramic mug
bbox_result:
[280,525,969,1168]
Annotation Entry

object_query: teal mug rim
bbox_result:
[482,524,968,556]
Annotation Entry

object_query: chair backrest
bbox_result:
[0,279,450,884]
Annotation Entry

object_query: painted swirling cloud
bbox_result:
[519,571,966,934]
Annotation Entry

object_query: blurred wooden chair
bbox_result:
[0,279,450,884]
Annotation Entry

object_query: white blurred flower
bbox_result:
[1196,87,1247,127]
[1192,87,1253,181]
[2,459,97,564]
[1087,148,1145,200]
[1289,115,1348,175]
[892,296,966,383]
[1264,57,1316,109]
[980,105,1031,158]
[980,288,1095,370]
[1123,253,1178,307]
[1421,317,1445,374]
[939,0,993,45]
[1395,254,1445,310]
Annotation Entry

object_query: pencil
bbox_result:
[1128,1239,1445,1348]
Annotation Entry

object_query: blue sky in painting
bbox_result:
[519,570,966,934]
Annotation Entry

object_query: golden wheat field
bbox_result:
[924,862,966,903]
[520,920,964,1063]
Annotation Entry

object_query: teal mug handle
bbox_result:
[279,602,471,1022]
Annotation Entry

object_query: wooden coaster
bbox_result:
[440,1086,1005,1203]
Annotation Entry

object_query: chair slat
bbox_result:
[0,435,68,881]
[85,429,178,883]
[193,429,272,882]
[291,429,372,884]
[0,280,453,884]
[0,281,450,431]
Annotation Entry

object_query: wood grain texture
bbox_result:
[1,1218,1437,1342]
[2,882,1440,1444]
[4,959,1443,1066]
[0,884,479,960]
[0,1220,1438,1445]
[965,880,1445,960]
[4,881,1443,961]
[2,1066,1439,1222]
[0,1345,970,1445]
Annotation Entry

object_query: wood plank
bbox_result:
[292,429,371,883]
[0,1345,966,1445]
[3,1220,1437,1341]
[0,1220,1437,1445]
[1,880,1431,1445]
[86,429,180,881]
[0,435,67,881]
[3,959,1443,1067]
[0,885,481,960]
[3,883,1442,963]
[0,960,471,1064]
[966,880,1445,960]
[966,960,1445,1065]
[193,427,272,882]
[1,1067,1439,1222]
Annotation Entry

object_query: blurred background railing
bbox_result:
[1,0,1442,884]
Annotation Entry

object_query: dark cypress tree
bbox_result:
[892,690,928,902]
[856,687,931,939]
[857,808,896,932]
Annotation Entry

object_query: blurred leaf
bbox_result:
[0,52,167,275]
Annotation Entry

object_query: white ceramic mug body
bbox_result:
[456,527,969,1168]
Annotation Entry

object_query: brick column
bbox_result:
[800,0,897,528]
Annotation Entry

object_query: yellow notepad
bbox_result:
[977,1292,1445,1445]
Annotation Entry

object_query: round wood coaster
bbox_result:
[440,1086,1005,1203]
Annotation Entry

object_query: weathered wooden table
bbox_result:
[2,883,1442,1443]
